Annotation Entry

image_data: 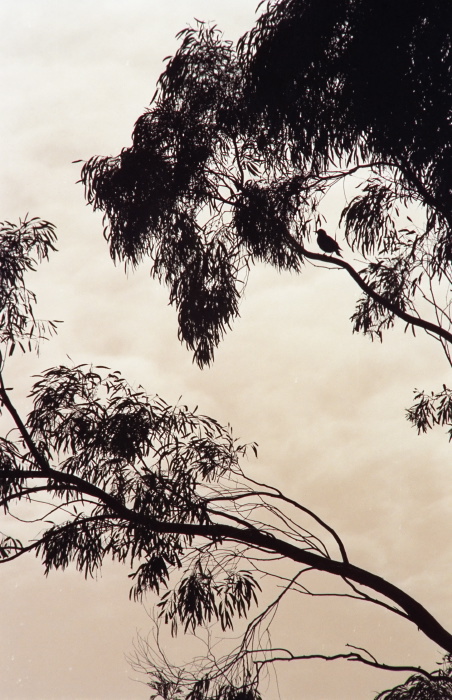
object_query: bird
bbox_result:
[316,228,343,257]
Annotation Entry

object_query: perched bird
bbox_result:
[316,228,342,257]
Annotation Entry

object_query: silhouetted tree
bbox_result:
[3,2,452,698]
[1,216,452,699]
[242,0,452,213]
[76,5,452,695]
[79,8,452,438]
[80,7,452,372]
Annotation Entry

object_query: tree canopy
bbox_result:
[242,0,452,208]
[3,0,452,698]
[80,3,452,386]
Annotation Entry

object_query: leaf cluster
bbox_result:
[80,24,250,365]
[0,217,58,356]
[153,220,243,367]
[233,179,303,270]
[406,386,452,437]
[351,256,414,341]
[158,559,261,635]
[342,181,402,258]
[188,678,261,700]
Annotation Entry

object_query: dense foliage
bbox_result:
[80,2,452,383]
[243,0,452,209]
[3,1,452,698]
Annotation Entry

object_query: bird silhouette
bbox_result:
[316,229,342,257]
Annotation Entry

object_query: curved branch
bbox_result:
[4,454,452,656]
[0,485,53,510]
[225,475,349,563]
[287,238,452,346]
[143,518,452,655]
[1,396,450,659]
[0,539,42,564]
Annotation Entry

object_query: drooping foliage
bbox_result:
[242,0,452,210]
[407,387,452,438]
[3,360,257,598]
[81,25,245,366]
[0,217,58,355]
[80,23,317,365]
[80,7,452,379]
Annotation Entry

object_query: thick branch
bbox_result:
[137,518,452,655]
[5,455,452,655]
[0,484,52,510]
[2,397,451,657]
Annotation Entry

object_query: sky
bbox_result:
[1,2,452,699]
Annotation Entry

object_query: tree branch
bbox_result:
[147,518,452,655]
[251,646,435,679]
[230,475,349,563]
[3,451,451,656]
[0,372,52,475]
[288,238,452,346]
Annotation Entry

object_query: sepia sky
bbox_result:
[1,2,452,699]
